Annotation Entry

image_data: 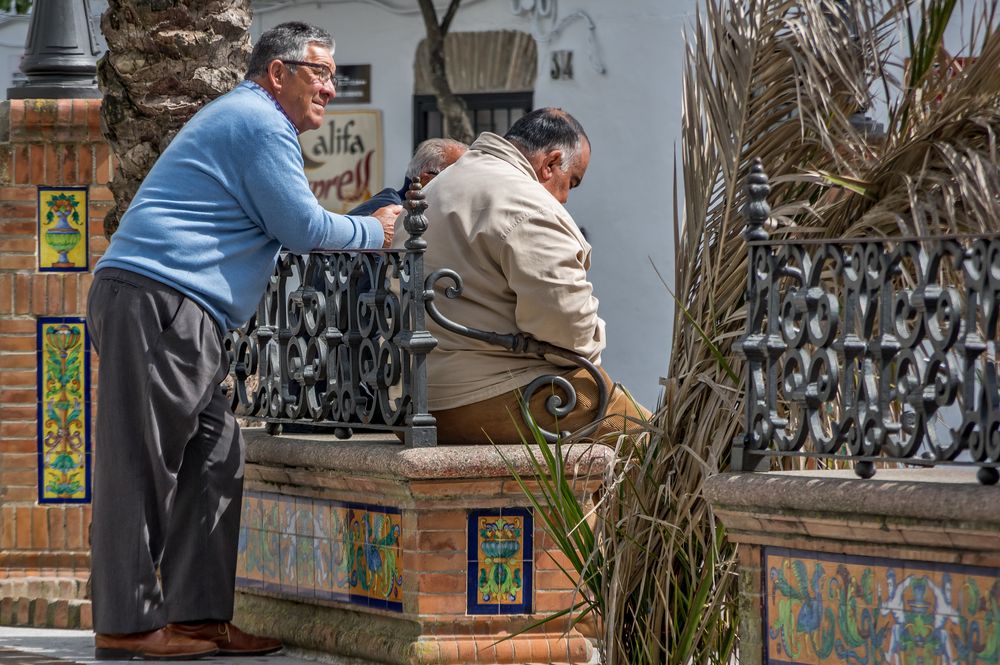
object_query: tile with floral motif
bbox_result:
[765,547,1000,665]
[38,187,88,272]
[37,318,90,503]
[467,508,533,615]
[236,493,402,612]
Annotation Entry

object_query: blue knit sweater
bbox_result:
[96,81,384,331]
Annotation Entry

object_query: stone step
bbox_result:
[0,597,92,630]
[0,576,88,601]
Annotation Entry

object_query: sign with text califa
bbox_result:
[299,109,384,214]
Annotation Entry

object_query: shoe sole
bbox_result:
[217,646,284,657]
[95,647,220,660]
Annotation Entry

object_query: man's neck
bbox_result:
[245,77,298,134]
[249,76,277,98]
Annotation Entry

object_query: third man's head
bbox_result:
[406,138,468,187]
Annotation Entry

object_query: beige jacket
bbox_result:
[393,132,606,411]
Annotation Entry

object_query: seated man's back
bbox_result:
[396,108,649,444]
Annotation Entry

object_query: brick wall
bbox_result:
[0,98,114,627]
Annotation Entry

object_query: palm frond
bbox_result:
[626,0,999,663]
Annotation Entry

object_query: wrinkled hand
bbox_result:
[372,204,402,248]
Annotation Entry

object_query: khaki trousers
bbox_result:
[432,367,651,445]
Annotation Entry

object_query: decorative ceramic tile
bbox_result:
[295,535,316,598]
[313,537,334,599]
[36,318,90,503]
[236,494,264,588]
[278,531,298,595]
[344,505,404,610]
[328,505,350,599]
[237,492,403,612]
[37,186,89,272]
[467,508,533,615]
[764,547,1000,665]
[236,526,262,589]
[259,499,281,592]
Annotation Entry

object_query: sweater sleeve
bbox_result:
[497,210,606,363]
[240,131,384,252]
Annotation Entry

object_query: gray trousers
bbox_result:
[87,268,244,634]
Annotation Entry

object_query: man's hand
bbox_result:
[372,204,402,248]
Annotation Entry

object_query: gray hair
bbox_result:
[245,22,335,80]
[504,107,589,169]
[405,138,468,180]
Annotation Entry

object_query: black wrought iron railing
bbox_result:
[226,188,438,446]
[733,160,1000,485]
[227,185,609,446]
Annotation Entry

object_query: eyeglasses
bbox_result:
[280,60,334,85]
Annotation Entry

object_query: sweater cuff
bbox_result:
[346,214,384,249]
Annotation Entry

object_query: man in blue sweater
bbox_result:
[86,22,399,660]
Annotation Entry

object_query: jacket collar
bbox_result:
[469,132,538,182]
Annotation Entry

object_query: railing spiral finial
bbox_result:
[404,181,429,251]
[744,158,771,242]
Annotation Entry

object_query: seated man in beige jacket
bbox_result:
[397,107,649,444]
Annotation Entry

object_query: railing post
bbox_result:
[732,158,772,472]
[399,182,438,446]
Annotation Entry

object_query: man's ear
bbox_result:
[265,59,285,91]
[536,149,563,183]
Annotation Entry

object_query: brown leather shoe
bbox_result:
[95,627,219,660]
[169,622,283,656]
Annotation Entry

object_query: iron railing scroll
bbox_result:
[226,185,438,447]
[733,159,1000,485]
[424,281,610,444]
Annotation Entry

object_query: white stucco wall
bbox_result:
[254,0,695,407]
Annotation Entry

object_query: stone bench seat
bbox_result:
[234,428,610,664]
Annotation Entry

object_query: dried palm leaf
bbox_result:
[601,1,1000,664]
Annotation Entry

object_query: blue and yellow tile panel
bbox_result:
[764,547,1000,665]
[36,318,91,503]
[467,507,533,615]
[236,491,403,612]
[37,186,89,272]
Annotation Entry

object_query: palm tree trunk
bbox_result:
[98,0,252,238]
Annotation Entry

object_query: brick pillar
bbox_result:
[0,98,114,629]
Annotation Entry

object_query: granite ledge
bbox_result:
[704,468,1000,525]
[243,427,614,480]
